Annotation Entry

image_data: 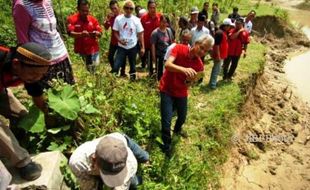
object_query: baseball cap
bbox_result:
[15,42,51,66]
[96,136,128,187]
[190,6,199,14]
[198,13,206,22]
[138,8,147,17]
[222,18,235,27]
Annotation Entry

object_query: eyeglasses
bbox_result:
[124,6,134,10]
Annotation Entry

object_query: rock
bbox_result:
[8,151,68,190]
[268,165,277,175]
[278,101,285,108]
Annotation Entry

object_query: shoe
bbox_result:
[19,162,42,181]
[120,73,127,77]
[161,144,172,158]
[174,130,189,138]
[130,74,136,81]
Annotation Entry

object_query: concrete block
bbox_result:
[8,151,68,190]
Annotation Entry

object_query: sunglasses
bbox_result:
[124,6,134,10]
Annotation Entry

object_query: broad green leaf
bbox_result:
[47,142,67,152]
[48,85,81,120]
[83,104,102,114]
[18,105,45,133]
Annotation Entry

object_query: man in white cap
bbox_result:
[189,6,199,29]
[209,18,234,89]
[69,132,149,190]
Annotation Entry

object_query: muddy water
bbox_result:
[283,7,310,103]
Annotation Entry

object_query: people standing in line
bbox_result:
[0,42,51,181]
[211,3,220,30]
[228,7,241,23]
[112,0,145,80]
[140,0,161,75]
[200,2,209,20]
[223,17,250,80]
[69,132,149,190]
[151,15,175,81]
[244,10,256,34]
[67,0,102,74]
[159,35,214,156]
[189,6,199,29]
[13,0,75,115]
[209,18,234,89]
[104,0,126,76]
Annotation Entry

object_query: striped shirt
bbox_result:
[13,0,68,64]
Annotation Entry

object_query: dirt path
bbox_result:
[220,2,310,189]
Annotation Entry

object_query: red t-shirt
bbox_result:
[104,15,119,46]
[212,29,229,59]
[159,44,204,98]
[140,13,161,49]
[228,29,250,56]
[67,13,102,55]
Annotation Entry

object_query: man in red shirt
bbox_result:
[104,0,126,75]
[209,18,234,89]
[67,0,102,73]
[160,35,214,156]
[0,42,51,181]
[223,17,250,80]
[140,0,161,75]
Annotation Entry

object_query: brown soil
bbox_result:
[221,16,310,189]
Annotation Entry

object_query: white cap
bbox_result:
[222,18,235,27]
[139,9,147,17]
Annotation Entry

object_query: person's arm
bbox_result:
[92,18,102,38]
[165,56,197,78]
[13,4,31,44]
[138,32,145,56]
[230,28,244,39]
[103,13,114,30]
[69,31,90,39]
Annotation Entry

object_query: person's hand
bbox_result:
[107,12,114,19]
[140,48,145,57]
[183,67,197,78]
[119,39,128,46]
[81,30,89,37]
[243,51,247,58]
[239,28,245,33]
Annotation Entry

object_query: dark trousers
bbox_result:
[112,46,137,79]
[156,56,164,81]
[141,48,153,75]
[223,55,240,79]
[108,44,126,75]
[160,92,187,149]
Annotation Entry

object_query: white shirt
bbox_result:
[69,133,138,190]
[113,14,144,49]
[244,20,253,33]
[190,26,210,46]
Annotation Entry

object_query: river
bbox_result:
[278,2,310,104]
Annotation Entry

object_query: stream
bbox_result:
[281,3,310,104]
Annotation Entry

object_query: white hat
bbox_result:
[190,6,199,14]
[222,18,235,27]
[139,9,147,17]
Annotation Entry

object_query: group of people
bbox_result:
[0,0,257,189]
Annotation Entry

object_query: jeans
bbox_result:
[112,46,137,79]
[160,92,187,150]
[108,44,126,75]
[209,59,223,88]
[156,56,164,81]
[80,52,100,73]
[124,135,149,163]
[141,48,153,75]
[223,56,240,79]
